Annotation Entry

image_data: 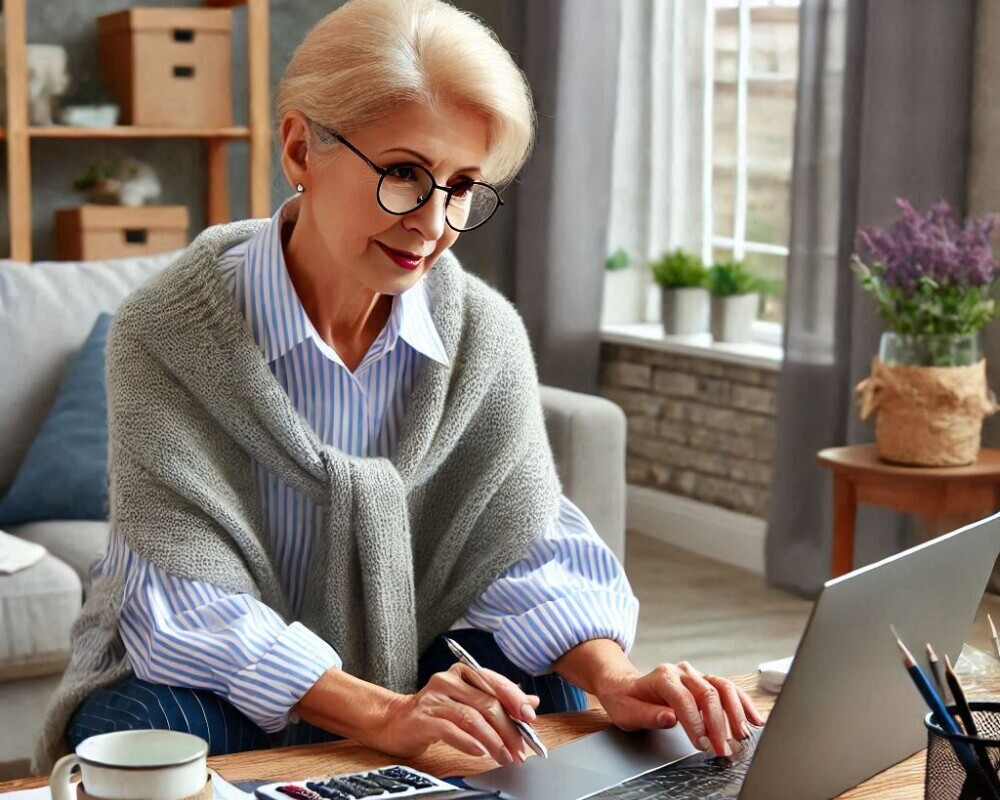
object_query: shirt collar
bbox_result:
[242,196,450,368]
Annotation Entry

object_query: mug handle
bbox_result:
[50,754,81,800]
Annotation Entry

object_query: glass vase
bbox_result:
[878,332,983,368]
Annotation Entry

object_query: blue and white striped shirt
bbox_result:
[97,198,639,731]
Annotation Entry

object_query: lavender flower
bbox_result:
[851,199,1000,336]
[856,199,998,291]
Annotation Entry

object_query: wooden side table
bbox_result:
[817,444,1000,577]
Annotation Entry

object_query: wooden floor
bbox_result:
[624,530,1000,677]
[624,531,812,676]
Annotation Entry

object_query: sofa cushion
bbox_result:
[0,251,181,495]
[7,520,110,588]
[0,314,112,525]
[0,554,80,681]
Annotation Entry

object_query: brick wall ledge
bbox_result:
[601,322,783,371]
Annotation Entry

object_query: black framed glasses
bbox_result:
[307,119,504,232]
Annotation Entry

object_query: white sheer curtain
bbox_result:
[606,0,709,322]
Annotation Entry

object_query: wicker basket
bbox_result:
[856,357,999,466]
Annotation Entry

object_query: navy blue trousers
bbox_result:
[68,629,587,755]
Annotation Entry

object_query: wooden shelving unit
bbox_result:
[1,0,271,261]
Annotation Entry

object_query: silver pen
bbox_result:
[443,636,549,759]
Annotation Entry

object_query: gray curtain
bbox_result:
[765,0,977,595]
[511,0,622,394]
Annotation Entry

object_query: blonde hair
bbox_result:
[275,0,536,188]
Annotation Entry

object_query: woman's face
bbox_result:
[283,101,491,296]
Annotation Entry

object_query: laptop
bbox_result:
[466,511,1000,800]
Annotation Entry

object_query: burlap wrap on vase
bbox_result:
[855,357,999,467]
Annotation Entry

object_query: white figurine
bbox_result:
[118,159,162,207]
[26,45,69,126]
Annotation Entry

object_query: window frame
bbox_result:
[704,0,799,342]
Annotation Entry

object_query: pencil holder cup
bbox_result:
[925,702,1000,800]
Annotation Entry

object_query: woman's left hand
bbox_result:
[595,661,765,757]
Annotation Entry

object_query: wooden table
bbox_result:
[2,672,982,800]
[817,444,1000,577]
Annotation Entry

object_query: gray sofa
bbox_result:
[0,252,626,776]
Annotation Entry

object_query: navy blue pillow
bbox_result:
[0,313,112,524]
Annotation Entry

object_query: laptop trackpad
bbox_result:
[465,724,700,800]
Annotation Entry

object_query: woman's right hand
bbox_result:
[371,663,542,766]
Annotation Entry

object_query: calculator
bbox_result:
[253,765,470,800]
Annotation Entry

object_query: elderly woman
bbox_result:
[36,0,762,772]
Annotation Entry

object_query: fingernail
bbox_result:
[499,748,514,765]
[724,739,736,757]
[521,703,536,721]
[697,736,712,752]
[742,721,752,739]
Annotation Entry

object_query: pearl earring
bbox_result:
[295,182,305,193]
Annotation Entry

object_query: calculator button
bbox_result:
[305,782,350,800]
[323,778,362,797]
[375,768,434,789]
[340,777,381,797]
[363,774,408,793]
[276,786,321,800]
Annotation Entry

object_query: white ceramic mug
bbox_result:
[50,730,208,800]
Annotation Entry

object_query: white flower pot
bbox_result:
[601,266,646,325]
[711,293,759,343]
[660,287,710,336]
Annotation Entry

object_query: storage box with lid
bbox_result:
[97,7,233,128]
[55,205,190,261]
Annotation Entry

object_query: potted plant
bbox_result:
[706,259,762,343]
[852,198,1000,466]
[650,248,710,336]
[601,248,646,325]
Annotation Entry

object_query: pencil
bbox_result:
[891,627,1000,800]
[945,654,1000,798]
[927,643,948,704]
[444,636,549,760]
[989,614,1000,661]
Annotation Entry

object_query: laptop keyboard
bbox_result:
[254,766,459,800]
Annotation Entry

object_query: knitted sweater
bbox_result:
[34,219,561,771]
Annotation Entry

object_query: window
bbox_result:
[708,0,800,326]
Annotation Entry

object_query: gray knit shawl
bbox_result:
[34,219,561,772]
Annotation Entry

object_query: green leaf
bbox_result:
[605,248,631,272]
[650,248,707,289]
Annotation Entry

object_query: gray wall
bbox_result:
[4,0,525,295]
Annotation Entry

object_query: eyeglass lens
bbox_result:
[379,165,498,230]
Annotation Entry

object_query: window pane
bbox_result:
[749,6,799,77]
[713,68,738,165]
[714,7,739,84]
[747,81,796,168]
[743,250,786,324]
[746,172,791,247]
[713,165,736,240]
[712,246,734,266]
[746,5,797,249]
